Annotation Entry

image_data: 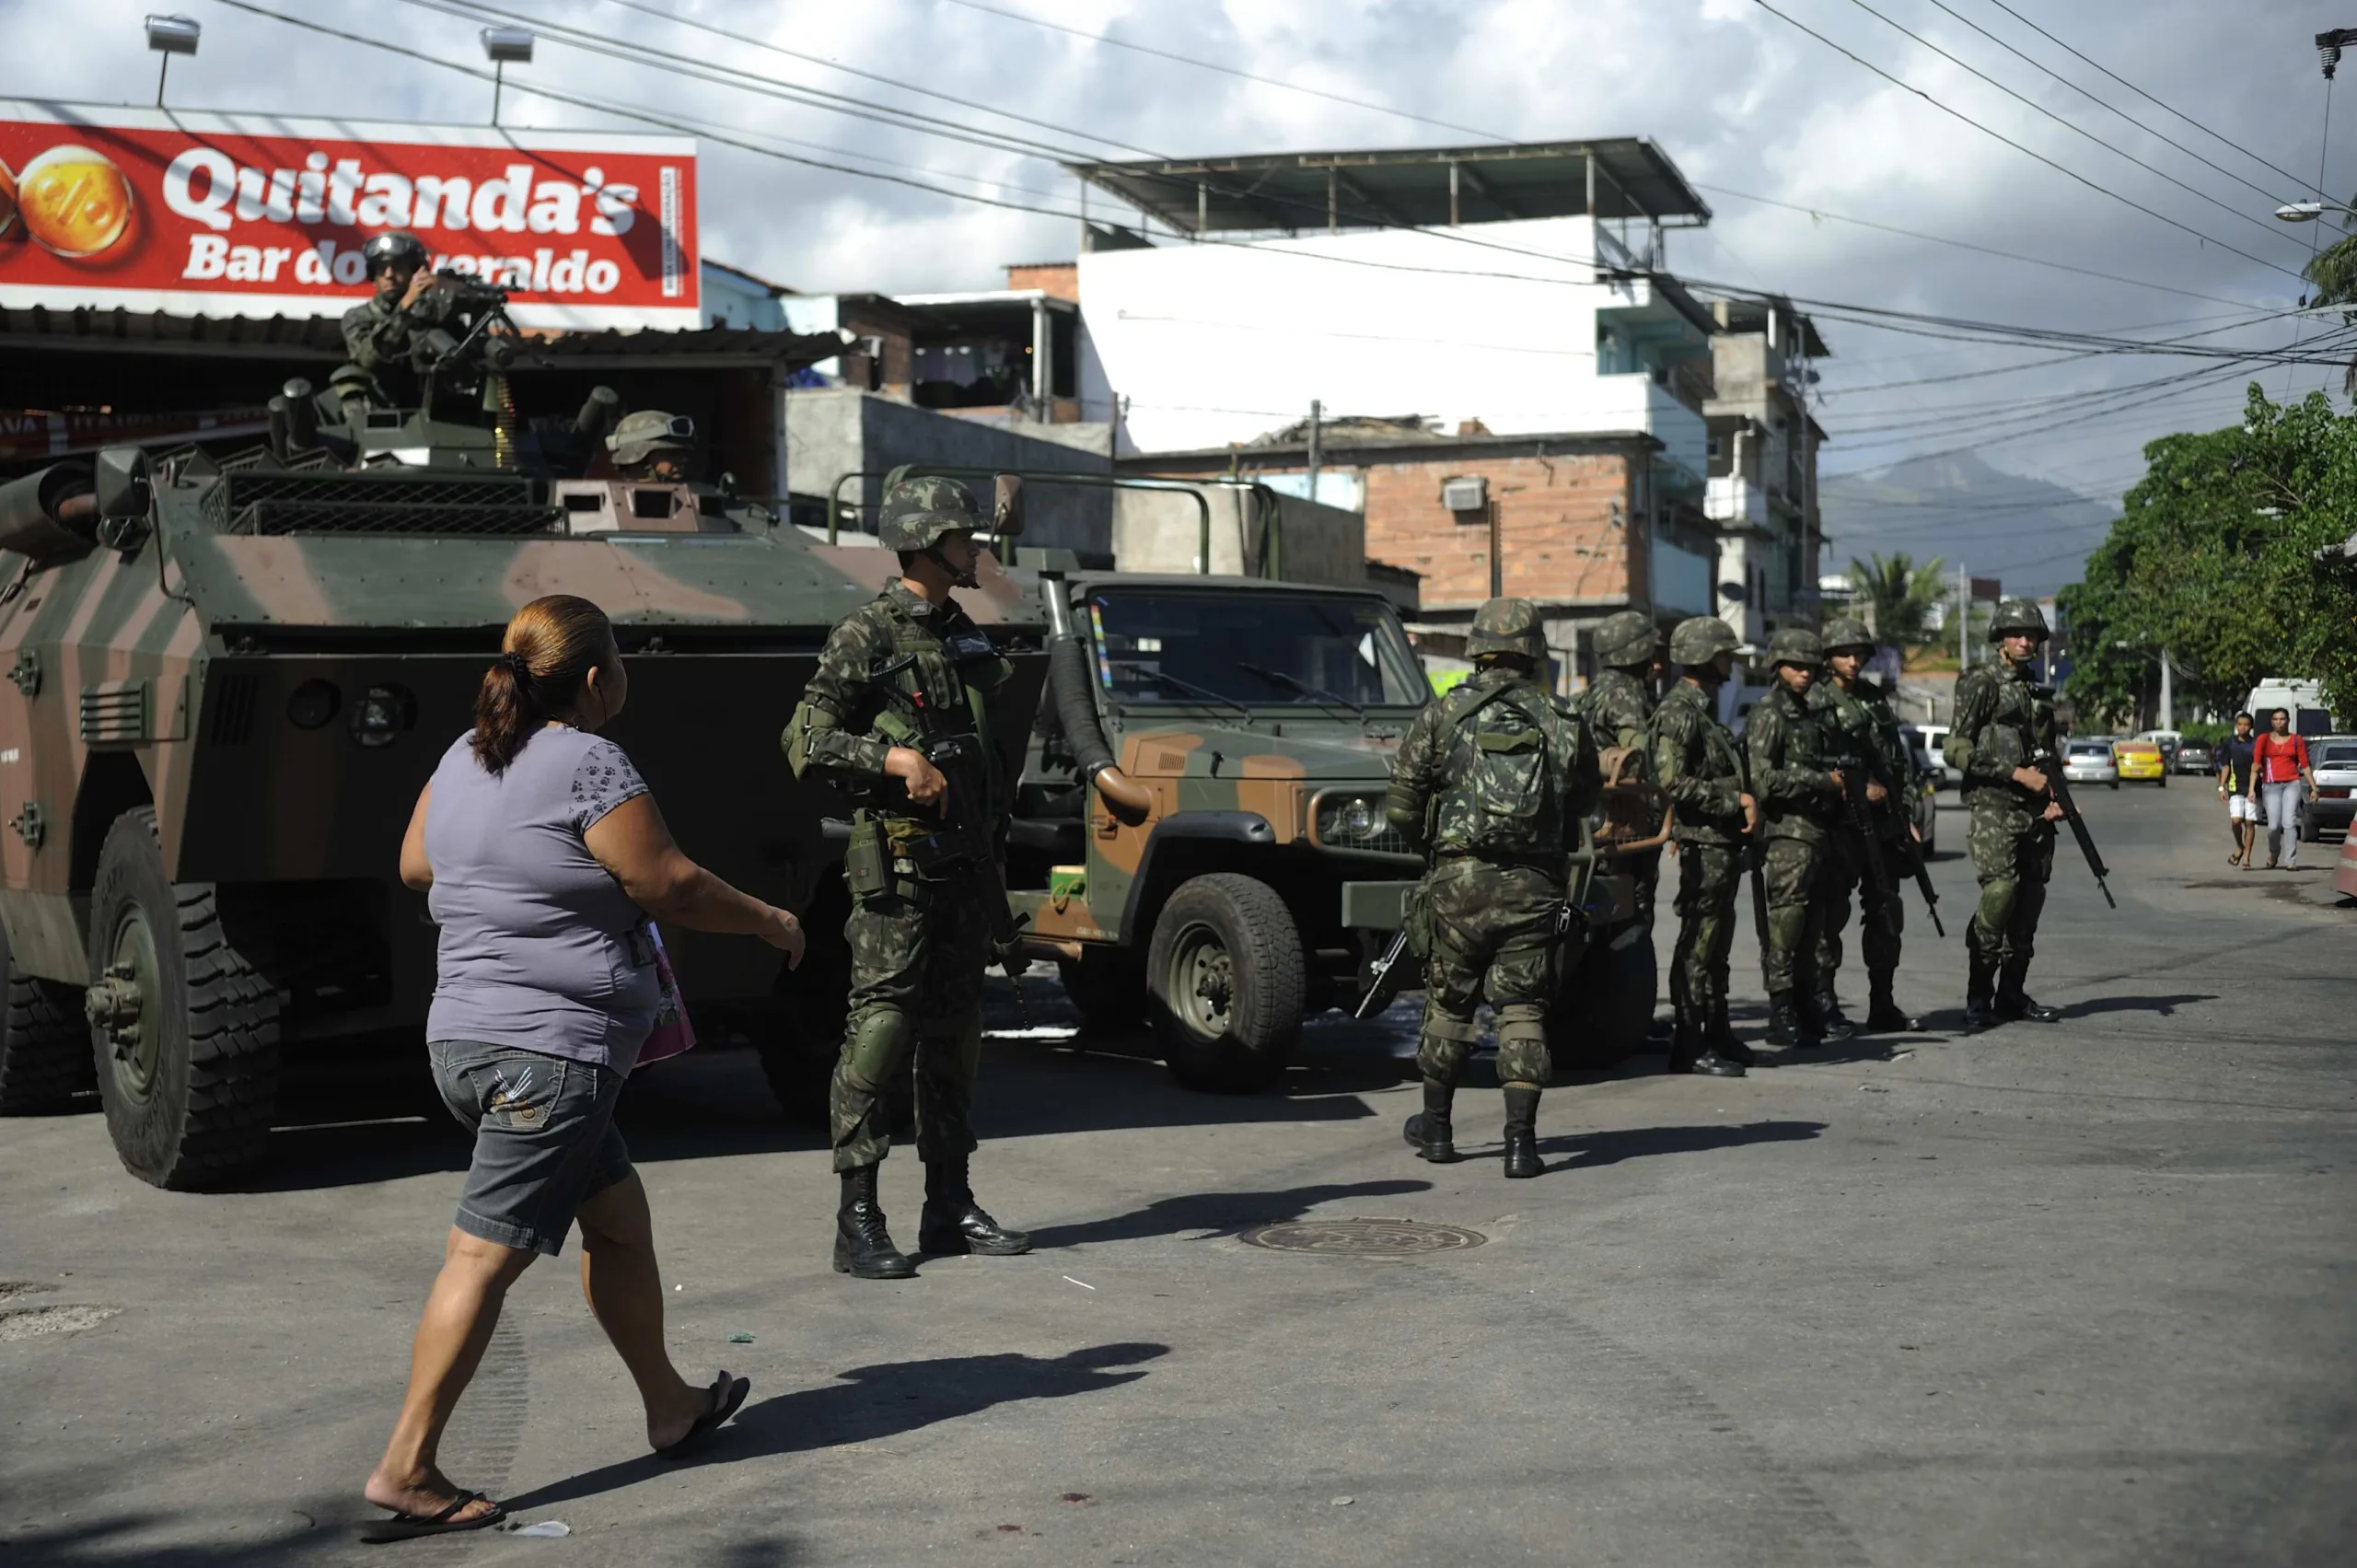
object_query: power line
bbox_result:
[1748,0,2309,281]
[1694,182,2268,308]
[1916,0,2297,211]
[1980,0,2328,199]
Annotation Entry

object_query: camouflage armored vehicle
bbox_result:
[0,373,1046,1188]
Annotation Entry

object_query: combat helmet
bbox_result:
[1669,615,1740,667]
[1465,596,1548,663]
[360,230,429,277]
[1987,597,2050,643]
[1821,615,1875,654]
[1767,627,1825,668]
[1592,610,1659,668]
[608,410,694,470]
[877,473,982,552]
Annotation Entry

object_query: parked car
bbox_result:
[2113,738,2168,785]
[2132,728,2183,767]
[1897,724,1940,857]
[2303,736,2357,842]
[2173,740,2214,776]
[1916,723,1959,788]
[2063,739,2120,789]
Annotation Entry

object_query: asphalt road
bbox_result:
[4,781,2351,1566]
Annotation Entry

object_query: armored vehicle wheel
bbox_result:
[86,808,281,1190]
[1057,950,1145,1030]
[1148,874,1304,1094]
[1547,918,1655,1073]
[0,924,93,1115]
[756,890,853,1125]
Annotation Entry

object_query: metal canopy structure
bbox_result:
[1062,139,1711,238]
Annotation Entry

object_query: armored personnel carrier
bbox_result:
[0,356,1047,1187]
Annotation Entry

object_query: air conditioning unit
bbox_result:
[1441,475,1487,513]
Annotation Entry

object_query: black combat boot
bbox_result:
[1994,957,2062,1023]
[1402,1079,1462,1163]
[1962,947,2001,1030]
[918,1156,1032,1256]
[1864,971,1924,1034]
[1669,1020,1746,1077]
[1501,1086,1543,1179]
[1766,991,1812,1048]
[1708,1000,1760,1068]
[834,1165,916,1279]
[1809,990,1857,1042]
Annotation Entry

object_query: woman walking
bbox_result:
[363,594,805,1539]
[2251,708,2316,870]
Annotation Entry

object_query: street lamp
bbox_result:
[2275,201,2357,222]
[482,27,533,126]
[145,14,199,108]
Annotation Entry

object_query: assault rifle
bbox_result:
[1840,760,1945,938]
[2026,746,2117,910]
[1736,738,1771,966]
[1356,923,1413,1020]
[868,653,1029,974]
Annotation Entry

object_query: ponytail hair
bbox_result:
[472,594,615,774]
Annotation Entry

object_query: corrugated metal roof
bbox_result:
[0,306,850,368]
[1063,139,1710,237]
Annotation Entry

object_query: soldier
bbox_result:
[1578,610,1665,935]
[607,411,695,482]
[1747,628,1852,1048]
[784,475,1030,1278]
[1813,617,1926,1035]
[1387,598,1601,1179]
[1944,598,2067,1029]
[335,232,459,412]
[1649,616,1757,1076]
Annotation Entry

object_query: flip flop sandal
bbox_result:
[359,1491,506,1543]
[656,1370,751,1460]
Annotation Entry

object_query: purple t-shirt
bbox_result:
[424,726,658,1071]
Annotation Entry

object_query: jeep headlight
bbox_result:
[1316,795,1382,844]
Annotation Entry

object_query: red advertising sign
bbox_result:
[0,100,698,329]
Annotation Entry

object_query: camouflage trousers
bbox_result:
[1966,800,2054,966]
[1667,840,1742,1030]
[1625,846,1661,938]
[1817,829,1904,993]
[1760,833,1833,998]
[830,872,991,1173]
[1415,859,1561,1089]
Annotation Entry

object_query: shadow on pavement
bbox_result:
[1538,1120,1827,1173]
[1027,1177,1432,1249]
[500,1343,1170,1513]
[2062,992,2216,1019]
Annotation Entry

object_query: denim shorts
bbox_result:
[428,1040,632,1257]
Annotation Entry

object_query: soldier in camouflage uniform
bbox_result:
[1649,617,1757,1076]
[1577,610,1664,935]
[1387,598,1601,1179]
[606,410,695,482]
[1944,598,2067,1029]
[784,476,1031,1278]
[335,232,461,413]
[1812,617,1925,1035]
[1746,628,1853,1048]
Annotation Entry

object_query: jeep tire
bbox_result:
[1548,916,1655,1073]
[0,923,92,1114]
[1149,873,1304,1093]
[87,808,281,1189]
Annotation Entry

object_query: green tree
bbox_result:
[2062,385,2357,723]
[1846,551,1947,645]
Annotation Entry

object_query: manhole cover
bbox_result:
[1238,1218,1485,1256]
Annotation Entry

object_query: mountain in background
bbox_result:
[1818,451,2117,598]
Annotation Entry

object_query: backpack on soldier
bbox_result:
[1436,683,1566,854]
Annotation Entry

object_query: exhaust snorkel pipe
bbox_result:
[1040,576,1152,825]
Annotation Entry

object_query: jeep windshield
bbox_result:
[1088,589,1427,709]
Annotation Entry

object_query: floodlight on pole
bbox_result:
[145,14,200,108]
[482,27,533,125]
[2276,200,2357,223]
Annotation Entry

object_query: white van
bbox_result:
[2244,679,2341,738]
[1917,724,1959,788]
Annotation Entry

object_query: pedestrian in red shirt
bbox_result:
[2249,709,2316,869]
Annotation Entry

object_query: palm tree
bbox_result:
[1846,552,1947,645]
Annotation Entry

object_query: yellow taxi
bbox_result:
[2112,738,2168,785]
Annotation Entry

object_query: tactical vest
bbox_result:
[863,597,1013,822]
[1431,679,1571,858]
[1963,669,2051,798]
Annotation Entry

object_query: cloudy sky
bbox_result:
[6,0,2349,577]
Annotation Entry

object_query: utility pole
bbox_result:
[1304,400,1323,508]
[1490,499,1504,598]
[2158,649,2175,729]
[1956,561,1969,671]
